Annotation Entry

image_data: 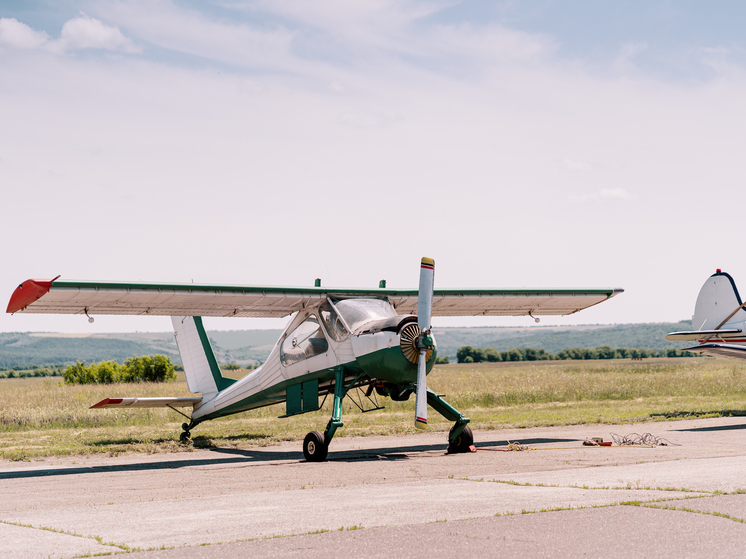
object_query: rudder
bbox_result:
[171,316,235,401]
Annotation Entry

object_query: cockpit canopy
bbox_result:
[280,296,400,367]
[328,297,397,335]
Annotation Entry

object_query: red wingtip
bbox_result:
[6,277,58,314]
[90,398,123,409]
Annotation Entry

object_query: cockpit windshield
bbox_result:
[331,297,397,333]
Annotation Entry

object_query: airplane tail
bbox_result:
[171,316,236,401]
[691,270,746,331]
[89,316,235,411]
[666,271,746,359]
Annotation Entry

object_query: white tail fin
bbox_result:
[171,316,235,401]
[692,270,746,331]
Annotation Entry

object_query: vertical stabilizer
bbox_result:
[692,271,746,331]
[171,316,235,401]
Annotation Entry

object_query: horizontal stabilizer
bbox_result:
[683,343,746,360]
[665,329,743,341]
[90,397,202,409]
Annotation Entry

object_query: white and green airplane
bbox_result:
[7,258,622,461]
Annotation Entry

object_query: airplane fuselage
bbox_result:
[191,296,436,424]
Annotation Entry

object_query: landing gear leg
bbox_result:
[304,367,347,462]
[425,388,474,454]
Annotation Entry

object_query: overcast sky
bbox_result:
[2,1,746,334]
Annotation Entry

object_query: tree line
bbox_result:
[456,345,699,363]
[0,365,63,379]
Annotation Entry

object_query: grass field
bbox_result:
[2,358,746,461]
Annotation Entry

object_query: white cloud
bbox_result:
[0,15,140,55]
[50,14,142,54]
[612,41,648,73]
[95,1,299,73]
[0,18,48,50]
[569,188,637,202]
[619,42,648,60]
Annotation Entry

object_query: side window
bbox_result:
[319,300,349,342]
[281,316,329,366]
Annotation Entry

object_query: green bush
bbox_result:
[483,348,501,362]
[63,355,176,385]
[457,346,485,363]
[121,355,176,383]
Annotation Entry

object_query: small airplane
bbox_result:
[7,258,622,461]
[666,269,746,360]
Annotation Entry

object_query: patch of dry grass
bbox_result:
[1,358,745,460]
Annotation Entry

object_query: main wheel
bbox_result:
[303,431,328,462]
[447,424,473,453]
[180,431,191,443]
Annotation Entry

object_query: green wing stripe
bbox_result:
[9,277,623,318]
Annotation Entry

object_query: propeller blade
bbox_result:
[415,257,435,430]
[417,257,434,332]
[415,349,428,429]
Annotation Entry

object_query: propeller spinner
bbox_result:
[415,257,435,430]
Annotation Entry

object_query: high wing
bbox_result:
[7,278,623,318]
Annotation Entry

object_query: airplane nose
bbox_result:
[399,323,434,365]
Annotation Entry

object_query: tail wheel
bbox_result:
[303,431,328,462]
[448,425,473,453]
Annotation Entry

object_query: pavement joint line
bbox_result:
[136,525,367,555]
[638,503,746,524]
[0,518,134,552]
[480,478,713,495]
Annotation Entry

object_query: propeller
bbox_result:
[415,257,435,430]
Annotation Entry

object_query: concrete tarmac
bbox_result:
[2,417,746,558]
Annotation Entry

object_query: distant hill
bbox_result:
[432,321,694,357]
[0,322,692,369]
[0,330,281,369]
[0,332,179,369]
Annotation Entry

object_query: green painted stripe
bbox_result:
[195,344,439,424]
[48,279,621,298]
[197,366,350,423]
[194,316,236,392]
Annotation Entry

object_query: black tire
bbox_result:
[448,424,473,453]
[180,431,191,443]
[303,431,328,462]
